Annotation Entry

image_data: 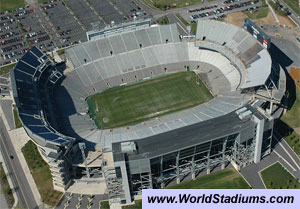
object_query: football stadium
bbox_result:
[11,18,286,204]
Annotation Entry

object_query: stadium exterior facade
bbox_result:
[11,19,286,204]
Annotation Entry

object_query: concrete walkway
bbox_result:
[267,0,280,24]
[240,152,278,188]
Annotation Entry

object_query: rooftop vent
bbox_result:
[236,107,252,121]
[121,142,137,153]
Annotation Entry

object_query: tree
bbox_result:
[275,1,281,10]
[283,8,289,16]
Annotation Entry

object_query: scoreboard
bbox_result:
[244,18,271,49]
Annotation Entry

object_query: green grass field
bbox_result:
[261,162,300,189]
[276,74,300,156]
[0,0,24,13]
[246,7,269,19]
[281,88,300,129]
[13,107,22,129]
[87,72,213,129]
[0,63,15,76]
[284,0,300,16]
[22,141,62,207]
[122,200,142,209]
[100,201,110,209]
[158,16,169,24]
[168,167,250,189]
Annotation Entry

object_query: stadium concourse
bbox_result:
[11,19,286,204]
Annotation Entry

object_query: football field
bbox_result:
[87,71,213,129]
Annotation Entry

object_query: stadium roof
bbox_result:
[112,108,257,162]
[242,49,272,88]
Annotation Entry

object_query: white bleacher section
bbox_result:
[66,24,185,91]
[196,19,271,89]
[66,24,241,93]
[62,22,271,147]
[187,42,240,91]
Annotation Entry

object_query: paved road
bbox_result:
[241,131,300,188]
[278,0,300,27]
[0,100,14,130]
[0,117,38,209]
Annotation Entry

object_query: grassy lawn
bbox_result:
[122,200,142,209]
[269,0,290,16]
[21,141,62,207]
[100,200,110,209]
[176,13,189,25]
[276,120,300,156]
[261,162,300,189]
[281,88,300,129]
[141,0,160,10]
[284,0,300,16]
[13,107,22,129]
[15,204,24,209]
[284,131,300,156]
[0,0,24,12]
[145,0,203,10]
[168,167,250,189]
[0,163,15,208]
[276,73,300,156]
[56,49,65,56]
[38,0,50,4]
[87,72,213,129]
[0,63,15,76]
[245,7,269,19]
[158,16,169,24]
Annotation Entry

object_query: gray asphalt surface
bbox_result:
[26,0,62,48]
[167,14,188,35]
[278,0,300,27]
[0,100,14,130]
[0,117,37,209]
[269,35,300,68]
[241,132,300,188]
[55,192,108,209]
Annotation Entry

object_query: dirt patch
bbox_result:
[277,15,296,28]
[224,10,276,27]
[224,10,295,29]
[223,12,248,27]
[294,127,300,135]
[290,68,300,90]
[252,10,276,25]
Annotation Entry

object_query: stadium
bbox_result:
[11,18,286,204]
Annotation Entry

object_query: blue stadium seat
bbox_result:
[30,47,43,58]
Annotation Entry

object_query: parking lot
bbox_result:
[55,192,108,209]
[181,0,262,22]
[0,10,28,65]
[0,0,148,66]
[41,1,87,47]
[0,6,57,65]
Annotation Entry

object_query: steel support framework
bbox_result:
[130,133,257,194]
